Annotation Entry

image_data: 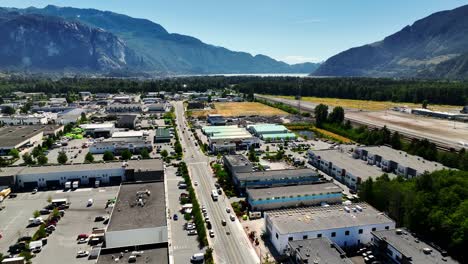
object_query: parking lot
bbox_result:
[165,165,201,263]
[47,138,90,164]
[0,186,119,263]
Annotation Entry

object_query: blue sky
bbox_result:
[1,0,466,64]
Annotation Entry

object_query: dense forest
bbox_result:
[359,170,468,262]
[0,76,467,105]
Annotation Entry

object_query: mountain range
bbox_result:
[313,4,468,79]
[0,5,320,75]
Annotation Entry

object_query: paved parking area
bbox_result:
[47,139,90,164]
[0,186,119,263]
[166,165,201,264]
[0,192,50,253]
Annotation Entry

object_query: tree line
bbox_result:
[1,76,467,106]
[359,170,468,262]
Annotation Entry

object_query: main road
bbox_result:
[173,101,260,264]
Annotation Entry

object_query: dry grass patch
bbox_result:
[191,102,287,117]
[276,95,461,112]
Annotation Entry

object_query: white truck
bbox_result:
[65,181,72,190]
[72,181,79,189]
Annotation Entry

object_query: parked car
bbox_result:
[39,209,50,215]
[76,234,89,240]
[221,219,226,226]
[187,230,197,236]
[173,214,178,221]
[94,216,105,222]
[209,230,215,238]
[226,208,231,213]
[76,250,89,258]
[32,188,38,194]
[230,214,236,221]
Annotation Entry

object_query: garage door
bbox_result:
[109,176,122,185]
[23,181,38,190]
[46,180,61,189]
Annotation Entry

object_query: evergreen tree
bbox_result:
[57,152,68,164]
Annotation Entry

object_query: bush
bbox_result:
[103,151,115,161]
[57,151,67,164]
[85,152,94,163]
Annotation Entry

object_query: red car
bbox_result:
[76,234,89,240]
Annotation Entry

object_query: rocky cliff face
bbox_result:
[0,10,140,72]
[313,5,468,78]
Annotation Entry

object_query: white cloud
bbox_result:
[282,55,322,64]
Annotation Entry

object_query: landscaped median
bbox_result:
[178,162,208,247]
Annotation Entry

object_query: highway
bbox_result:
[256,94,467,151]
[173,101,260,264]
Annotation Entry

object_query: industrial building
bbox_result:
[247,124,297,142]
[207,114,226,125]
[0,113,53,125]
[353,146,445,178]
[116,114,138,129]
[106,104,146,113]
[308,149,392,190]
[154,127,172,143]
[265,202,395,254]
[56,108,87,124]
[223,155,253,175]
[246,182,342,211]
[0,126,45,155]
[288,237,353,264]
[371,229,458,264]
[202,125,257,153]
[80,123,115,138]
[233,168,324,192]
[97,180,168,264]
[0,159,164,190]
[147,103,167,112]
[411,108,467,120]
[89,138,153,155]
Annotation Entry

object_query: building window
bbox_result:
[385,226,389,230]
[275,233,278,239]
[303,235,308,240]
[359,229,363,234]
[345,230,350,236]
[331,232,336,237]
[288,237,293,241]
[372,227,376,231]
[317,234,322,238]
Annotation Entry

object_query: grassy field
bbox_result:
[191,102,287,117]
[275,95,461,112]
[286,123,353,143]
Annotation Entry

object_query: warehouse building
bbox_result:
[80,123,115,138]
[154,127,172,143]
[97,180,168,264]
[89,138,153,155]
[0,126,45,155]
[223,154,253,175]
[0,113,52,125]
[265,202,395,254]
[147,103,167,113]
[207,114,226,125]
[246,182,342,211]
[247,124,297,142]
[0,159,164,190]
[308,149,392,190]
[371,229,458,264]
[353,146,445,178]
[202,125,257,153]
[288,237,353,264]
[106,104,146,113]
[116,114,138,129]
[233,168,324,192]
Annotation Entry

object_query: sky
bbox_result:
[1,0,467,64]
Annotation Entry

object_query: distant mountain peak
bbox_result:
[313,4,468,78]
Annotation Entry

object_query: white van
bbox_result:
[190,253,204,262]
[87,199,94,207]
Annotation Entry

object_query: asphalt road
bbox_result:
[173,101,259,264]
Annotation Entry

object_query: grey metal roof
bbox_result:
[372,229,458,264]
[310,149,394,180]
[97,245,168,264]
[107,181,166,232]
[247,182,341,200]
[236,168,319,181]
[266,202,394,234]
[359,146,446,172]
[0,125,45,148]
[105,226,168,248]
[289,237,353,264]
[224,154,252,168]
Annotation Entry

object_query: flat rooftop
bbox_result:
[310,149,394,181]
[266,202,394,234]
[248,124,288,133]
[112,131,144,138]
[289,237,353,264]
[261,133,297,139]
[0,159,163,177]
[80,123,115,130]
[97,245,168,264]
[224,155,252,168]
[0,125,46,148]
[247,182,341,200]
[372,229,458,264]
[236,168,320,181]
[359,146,446,172]
[107,181,166,232]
